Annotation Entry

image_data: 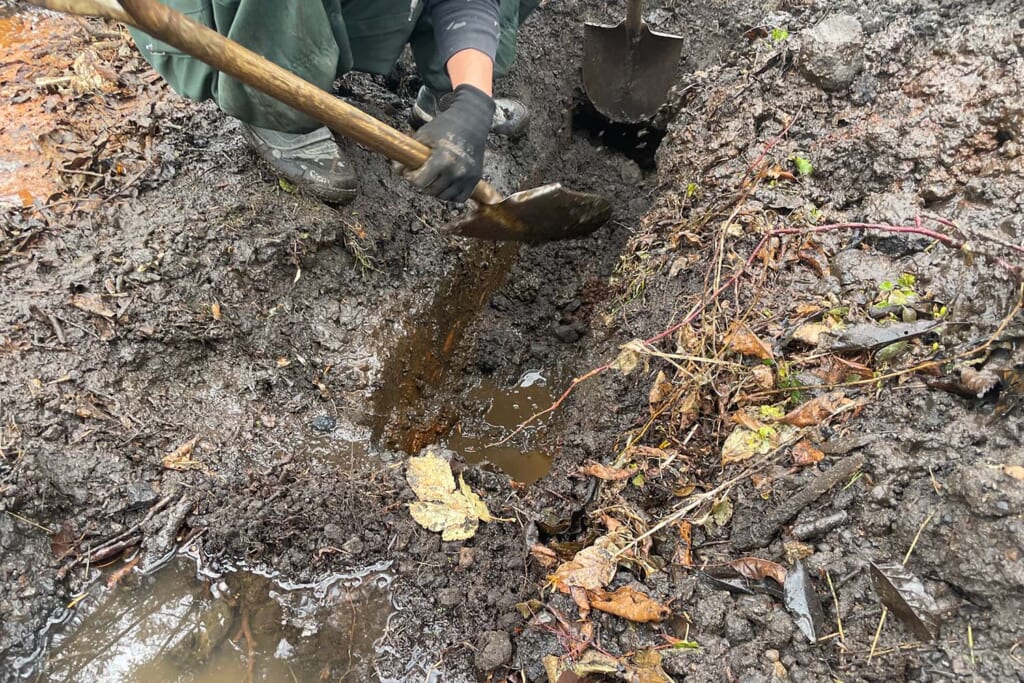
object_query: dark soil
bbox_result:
[2,0,1023,682]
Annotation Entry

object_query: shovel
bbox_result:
[583,0,684,123]
[27,0,611,243]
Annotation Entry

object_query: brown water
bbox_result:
[32,555,395,682]
[445,371,555,484]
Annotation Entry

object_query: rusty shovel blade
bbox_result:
[450,184,612,242]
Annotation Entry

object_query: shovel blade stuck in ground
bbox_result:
[583,0,684,123]
[27,0,611,243]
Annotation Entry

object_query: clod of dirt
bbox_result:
[474,630,513,671]
[796,14,865,92]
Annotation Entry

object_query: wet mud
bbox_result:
[3,0,1024,681]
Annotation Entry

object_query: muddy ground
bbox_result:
[2,0,1023,681]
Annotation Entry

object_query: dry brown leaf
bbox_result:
[725,323,773,360]
[792,322,831,346]
[752,364,775,389]
[791,440,825,466]
[673,521,693,567]
[211,302,222,321]
[630,648,674,683]
[779,392,850,427]
[161,436,202,470]
[530,543,559,568]
[70,292,115,319]
[676,391,700,431]
[549,545,616,593]
[106,556,139,589]
[1002,465,1024,481]
[612,340,646,375]
[589,585,670,623]
[728,556,788,585]
[961,366,1001,398]
[648,370,674,408]
[579,461,633,481]
[733,409,768,432]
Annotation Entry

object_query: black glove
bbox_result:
[405,84,495,203]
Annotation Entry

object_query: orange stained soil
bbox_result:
[1,11,150,209]
[0,12,74,207]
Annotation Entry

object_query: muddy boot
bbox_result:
[411,86,530,139]
[239,123,358,204]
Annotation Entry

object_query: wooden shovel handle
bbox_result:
[26,0,503,206]
[625,0,645,36]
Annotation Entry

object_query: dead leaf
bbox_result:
[791,440,825,466]
[549,545,616,593]
[721,424,775,464]
[728,556,788,585]
[674,521,693,567]
[406,449,508,541]
[629,648,674,683]
[211,302,222,320]
[778,392,851,427]
[589,585,670,623]
[276,357,291,368]
[612,340,646,375]
[709,496,733,528]
[161,436,202,470]
[960,366,1000,398]
[725,323,773,360]
[792,322,830,346]
[580,461,634,481]
[648,370,673,408]
[106,556,139,589]
[1002,465,1024,481]
[70,292,115,319]
[50,526,75,558]
[752,364,774,389]
[869,561,940,641]
[530,543,559,568]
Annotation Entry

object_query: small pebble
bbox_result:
[311,415,337,432]
[765,649,781,662]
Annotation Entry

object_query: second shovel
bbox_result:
[583,0,684,123]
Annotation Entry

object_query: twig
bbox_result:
[826,570,846,649]
[731,453,865,551]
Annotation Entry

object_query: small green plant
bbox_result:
[686,182,700,199]
[770,27,790,43]
[878,273,918,307]
[791,155,814,176]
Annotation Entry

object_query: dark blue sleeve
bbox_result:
[425,0,501,65]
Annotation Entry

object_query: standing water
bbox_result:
[22,553,396,682]
[446,371,555,484]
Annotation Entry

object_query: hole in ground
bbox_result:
[571,98,666,171]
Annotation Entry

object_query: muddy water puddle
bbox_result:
[446,371,555,484]
[27,554,396,682]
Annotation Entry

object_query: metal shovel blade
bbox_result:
[451,184,612,243]
[583,2,684,123]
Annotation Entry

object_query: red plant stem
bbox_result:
[497,217,1019,440]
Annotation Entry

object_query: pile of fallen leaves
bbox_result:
[1,10,180,216]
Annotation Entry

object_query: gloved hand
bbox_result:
[404,84,495,203]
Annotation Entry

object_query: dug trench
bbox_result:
[2,0,659,678]
[3,1,1024,683]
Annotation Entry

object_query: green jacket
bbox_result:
[130,0,538,132]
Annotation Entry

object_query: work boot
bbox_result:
[411,86,530,139]
[239,123,358,204]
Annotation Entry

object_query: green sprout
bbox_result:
[770,27,790,43]
[792,155,814,176]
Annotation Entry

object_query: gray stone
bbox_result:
[474,630,512,671]
[797,15,865,92]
